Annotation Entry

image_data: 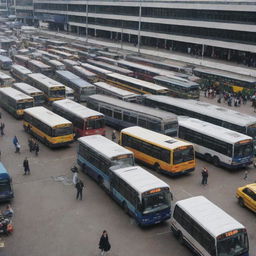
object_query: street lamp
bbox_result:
[86,0,88,42]
[137,0,142,54]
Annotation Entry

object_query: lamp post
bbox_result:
[137,0,142,54]
[86,0,88,42]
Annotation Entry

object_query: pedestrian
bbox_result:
[244,170,248,180]
[75,179,84,200]
[201,167,208,185]
[99,230,111,256]
[34,143,39,156]
[23,157,30,175]
[73,169,79,186]
[0,123,5,135]
[28,138,34,152]
[13,136,18,152]
[16,142,21,153]
[111,130,116,142]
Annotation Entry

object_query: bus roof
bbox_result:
[176,196,245,237]
[53,99,104,119]
[94,82,138,98]
[89,94,177,120]
[112,166,169,197]
[62,59,80,66]
[122,126,190,149]
[28,73,65,89]
[0,87,33,101]
[81,63,113,75]
[0,162,11,180]
[0,55,12,62]
[14,54,30,61]
[73,65,96,77]
[107,73,169,92]
[28,60,51,69]
[11,64,32,74]
[154,75,199,88]
[49,59,65,67]
[13,82,43,95]
[78,135,132,160]
[0,71,12,79]
[144,95,256,127]
[178,117,252,144]
[24,106,72,128]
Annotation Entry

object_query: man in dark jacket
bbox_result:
[75,179,84,200]
[99,230,111,256]
[23,157,30,175]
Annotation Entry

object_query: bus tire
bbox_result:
[204,154,212,163]
[177,231,184,245]
[154,163,161,173]
[213,156,220,167]
[238,198,245,208]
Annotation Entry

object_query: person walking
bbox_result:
[23,157,30,175]
[99,230,111,256]
[28,138,34,152]
[75,179,84,200]
[0,123,5,135]
[34,143,39,156]
[111,130,116,142]
[201,167,208,185]
[13,136,19,152]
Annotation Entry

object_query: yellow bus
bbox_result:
[0,87,34,119]
[23,106,74,148]
[120,126,195,176]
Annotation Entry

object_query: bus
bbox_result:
[0,162,14,202]
[81,63,112,79]
[0,87,34,118]
[106,72,169,95]
[55,70,96,102]
[52,99,105,137]
[48,49,74,59]
[28,73,66,102]
[171,196,249,256]
[14,54,30,67]
[13,82,45,106]
[23,106,74,147]
[178,117,254,168]
[120,126,195,176]
[27,60,53,77]
[0,55,12,70]
[72,65,98,83]
[10,64,32,82]
[95,56,118,66]
[44,59,65,71]
[62,59,80,71]
[193,67,256,91]
[96,50,121,60]
[94,81,139,102]
[65,86,74,100]
[154,75,200,99]
[87,59,133,76]
[143,95,256,151]
[37,50,61,61]
[0,71,14,87]
[87,94,178,136]
[77,135,171,226]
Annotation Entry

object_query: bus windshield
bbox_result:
[247,124,256,139]
[173,146,194,164]
[142,191,170,214]
[111,155,134,168]
[87,118,105,129]
[17,101,34,109]
[50,89,65,98]
[234,142,253,158]
[217,231,248,256]
[53,126,73,136]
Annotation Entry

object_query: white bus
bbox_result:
[27,60,53,77]
[178,118,254,169]
[0,71,14,86]
[94,81,139,102]
[65,86,74,100]
[171,196,249,256]
[13,82,45,106]
[11,64,32,82]
[46,59,65,71]
[72,65,98,83]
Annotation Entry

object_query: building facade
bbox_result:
[17,0,256,65]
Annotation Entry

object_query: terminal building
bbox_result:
[14,0,256,65]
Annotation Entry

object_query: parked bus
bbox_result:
[87,94,178,136]
[77,135,171,226]
[62,59,80,71]
[65,86,74,100]
[13,82,45,106]
[27,60,53,76]
[94,82,139,102]
[48,49,73,59]
[14,54,30,67]
[37,50,60,61]
[154,75,200,99]
[120,126,195,176]
[87,59,133,76]
[0,87,34,118]
[0,55,12,70]
[0,162,14,202]
[55,70,96,102]
[10,64,32,82]
[105,72,169,95]
[72,65,98,83]
[95,56,118,66]
[171,196,249,256]
[0,71,14,87]
[81,63,112,79]
[96,50,121,60]
[23,106,74,147]
[28,73,66,102]
[178,117,254,168]
[52,99,105,137]
[43,59,65,71]
[143,95,256,151]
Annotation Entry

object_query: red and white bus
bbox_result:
[52,99,105,137]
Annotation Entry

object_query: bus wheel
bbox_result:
[239,198,245,208]
[177,231,184,245]
[122,202,129,215]
[213,156,220,167]
[205,154,212,163]
[154,163,161,173]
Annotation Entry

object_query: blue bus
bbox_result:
[0,162,14,201]
[77,135,171,226]
[0,55,12,70]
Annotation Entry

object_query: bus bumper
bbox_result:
[161,168,195,177]
[138,211,171,226]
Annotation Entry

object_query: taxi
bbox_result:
[236,183,256,213]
